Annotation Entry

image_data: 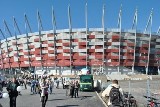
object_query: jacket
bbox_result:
[6,81,20,97]
[101,84,123,106]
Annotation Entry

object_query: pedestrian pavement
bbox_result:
[0,85,105,107]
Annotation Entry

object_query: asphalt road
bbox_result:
[0,85,105,107]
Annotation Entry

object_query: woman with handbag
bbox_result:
[40,78,49,107]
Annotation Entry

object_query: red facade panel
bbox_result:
[142,44,149,48]
[111,56,119,59]
[112,35,120,40]
[63,43,70,46]
[47,34,54,37]
[11,63,19,68]
[127,43,135,46]
[73,61,86,66]
[111,49,119,52]
[89,49,95,52]
[79,42,86,45]
[73,39,78,42]
[48,50,54,54]
[88,35,95,39]
[48,43,54,47]
[63,49,70,53]
[34,38,40,42]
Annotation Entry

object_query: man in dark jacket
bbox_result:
[6,77,20,107]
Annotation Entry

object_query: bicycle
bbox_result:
[123,92,137,107]
[144,95,160,107]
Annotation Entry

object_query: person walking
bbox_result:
[23,78,27,89]
[74,81,80,98]
[31,78,36,94]
[70,81,75,98]
[102,79,123,107]
[0,79,3,98]
[6,77,20,107]
[40,78,49,107]
[56,79,59,89]
[0,79,3,92]
[48,79,53,94]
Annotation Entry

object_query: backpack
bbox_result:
[109,86,122,106]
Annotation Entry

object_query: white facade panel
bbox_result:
[8,41,13,46]
[72,42,78,45]
[23,44,28,50]
[79,49,87,52]
[48,47,54,50]
[95,35,104,38]
[24,55,29,58]
[19,52,24,55]
[48,54,55,57]
[36,57,41,60]
[31,49,35,51]
[63,47,70,49]
[62,35,70,39]
[95,49,103,52]
[48,37,54,40]
[1,43,7,48]
[57,49,63,53]
[56,43,62,46]
[48,41,54,43]
[72,49,79,52]
[112,42,120,45]
[42,50,48,53]
[42,44,48,47]
[21,38,28,43]
[41,37,48,41]
[14,57,18,61]
[24,61,29,64]
[63,53,70,56]
[95,42,103,45]
[34,43,41,48]
[89,56,95,59]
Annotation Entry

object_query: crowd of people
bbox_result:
[0,74,131,107]
[0,75,80,107]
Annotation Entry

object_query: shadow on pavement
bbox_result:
[55,93,65,95]
[48,98,64,101]
[56,105,79,107]
[80,96,93,100]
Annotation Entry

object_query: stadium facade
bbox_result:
[0,6,159,75]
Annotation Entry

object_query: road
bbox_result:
[0,86,105,107]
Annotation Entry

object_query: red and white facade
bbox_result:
[0,28,160,74]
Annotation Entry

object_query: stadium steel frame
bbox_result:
[0,4,159,75]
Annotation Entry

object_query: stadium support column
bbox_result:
[102,4,105,74]
[0,29,11,74]
[144,9,153,75]
[24,14,32,72]
[157,27,160,74]
[3,20,13,74]
[0,39,4,73]
[85,3,88,69]
[37,10,44,72]
[117,5,122,73]
[13,17,21,73]
[132,8,138,73]
[68,5,73,74]
[52,6,57,75]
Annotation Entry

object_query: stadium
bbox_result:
[0,6,159,76]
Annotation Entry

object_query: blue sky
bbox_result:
[0,0,160,37]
